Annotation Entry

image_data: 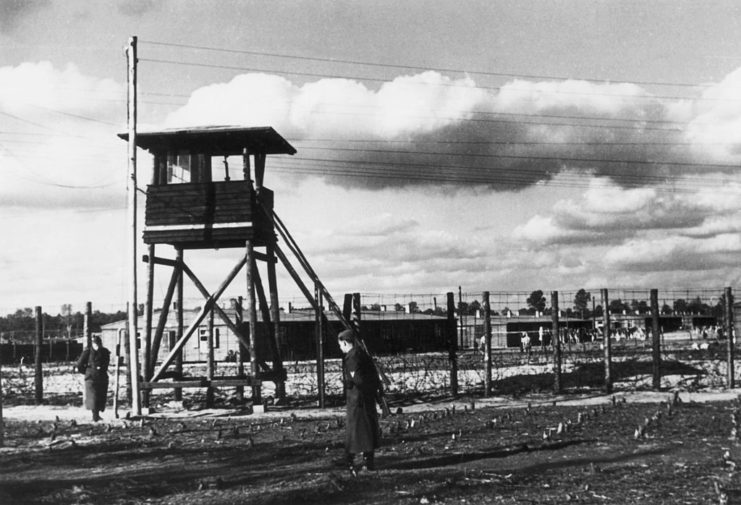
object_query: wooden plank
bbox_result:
[141,378,261,389]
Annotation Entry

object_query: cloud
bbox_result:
[604,234,741,272]
[513,173,741,247]
[685,67,741,160]
[0,61,126,208]
[0,0,49,33]
[163,68,741,192]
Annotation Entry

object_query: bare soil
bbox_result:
[2,348,741,505]
[2,388,741,504]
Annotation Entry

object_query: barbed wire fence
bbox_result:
[0,287,737,412]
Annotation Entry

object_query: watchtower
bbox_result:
[119,125,296,406]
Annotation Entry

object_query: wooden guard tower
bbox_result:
[118,125,296,406]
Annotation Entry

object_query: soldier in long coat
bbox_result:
[338,329,380,472]
[76,335,111,422]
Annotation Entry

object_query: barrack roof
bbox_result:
[117,125,296,156]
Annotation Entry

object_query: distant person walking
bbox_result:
[521,332,532,362]
[338,329,380,474]
[76,335,110,422]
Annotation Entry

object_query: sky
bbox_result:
[2,0,741,315]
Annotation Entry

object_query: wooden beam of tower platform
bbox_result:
[150,254,247,382]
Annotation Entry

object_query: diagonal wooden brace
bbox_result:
[150,254,247,382]
[180,262,253,353]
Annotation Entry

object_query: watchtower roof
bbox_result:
[118,125,297,156]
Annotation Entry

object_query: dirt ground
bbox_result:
[2,386,741,505]
[2,347,741,505]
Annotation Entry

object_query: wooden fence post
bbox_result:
[341,294,352,396]
[726,287,735,389]
[0,342,4,447]
[34,306,43,405]
[601,289,612,394]
[552,291,562,394]
[315,282,325,408]
[482,291,492,396]
[446,292,458,397]
[651,289,661,391]
[84,302,92,348]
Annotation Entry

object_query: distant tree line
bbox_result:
[0,307,127,340]
[364,289,726,320]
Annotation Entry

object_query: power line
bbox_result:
[265,157,736,192]
[142,40,710,89]
[295,138,736,147]
[140,57,725,104]
[294,145,740,171]
[0,142,119,189]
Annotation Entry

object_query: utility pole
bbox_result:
[126,35,141,416]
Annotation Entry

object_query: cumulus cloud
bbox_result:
[512,172,741,248]
[686,67,741,160]
[162,68,741,191]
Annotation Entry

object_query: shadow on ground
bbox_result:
[492,359,706,396]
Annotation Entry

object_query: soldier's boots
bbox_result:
[362,452,375,471]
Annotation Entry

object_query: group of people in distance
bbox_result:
[76,328,381,474]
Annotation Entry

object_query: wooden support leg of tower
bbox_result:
[266,240,285,400]
[245,240,261,404]
[252,260,285,384]
[150,263,180,374]
[235,296,245,402]
[175,247,184,401]
[206,307,215,408]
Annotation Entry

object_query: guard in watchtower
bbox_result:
[338,329,380,474]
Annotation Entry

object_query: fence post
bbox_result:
[651,289,661,390]
[482,291,492,396]
[726,287,735,389]
[84,302,92,348]
[446,292,458,397]
[124,304,132,404]
[34,306,43,405]
[0,342,4,447]
[352,293,362,337]
[601,289,612,394]
[315,282,325,408]
[552,291,562,394]
[341,294,352,397]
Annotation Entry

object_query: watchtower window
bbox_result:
[165,153,212,184]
